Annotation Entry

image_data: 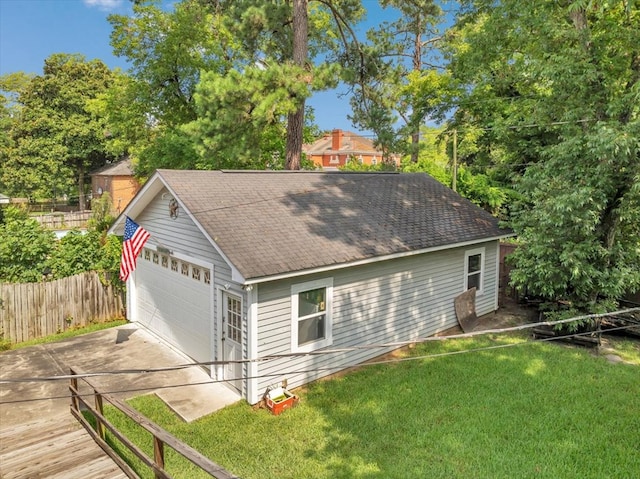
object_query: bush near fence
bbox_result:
[0,271,124,344]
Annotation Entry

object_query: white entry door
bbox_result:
[222,292,243,393]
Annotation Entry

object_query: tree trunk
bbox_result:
[77,162,86,211]
[285,0,308,170]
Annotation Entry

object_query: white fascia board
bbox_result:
[107,171,246,284]
[244,234,514,286]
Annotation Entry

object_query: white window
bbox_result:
[464,247,485,295]
[291,278,333,353]
[192,267,201,281]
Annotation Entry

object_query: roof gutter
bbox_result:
[242,233,514,286]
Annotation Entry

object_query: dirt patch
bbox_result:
[436,298,538,337]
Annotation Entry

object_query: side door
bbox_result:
[222,292,243,393]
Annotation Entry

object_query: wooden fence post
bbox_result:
[70,368,79,413]
[95,389,106,441]
[154,436,165,478]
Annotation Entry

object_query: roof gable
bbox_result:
[146,170,510,282]
[90,158,134,176]
[303,130,380,155]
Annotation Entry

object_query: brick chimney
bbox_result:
[332,129,342,150]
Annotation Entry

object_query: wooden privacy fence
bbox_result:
[0,272,123,343]
[69,367,239,479]
[33,211,91,229]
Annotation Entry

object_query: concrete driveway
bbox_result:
[0,323,240,428]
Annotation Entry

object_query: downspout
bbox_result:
[245,284,260,404]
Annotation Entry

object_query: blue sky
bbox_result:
[0,0,401,135]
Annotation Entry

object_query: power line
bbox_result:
[0,323,636,406]
[2,308,637,385]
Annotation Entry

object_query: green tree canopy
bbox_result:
[1,54,117,209]
[348,0,450,163]
[109,0,364,172]
[447,0,640,307]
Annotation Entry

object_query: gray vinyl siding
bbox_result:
[135,189,248,394]
[254,240,498,398]
[136,190,231,279]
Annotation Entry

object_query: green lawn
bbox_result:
[106,334,640,479]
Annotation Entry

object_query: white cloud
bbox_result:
[83,0,124,11]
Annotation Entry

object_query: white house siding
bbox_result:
[252,240,499,403]
[133,189,248,392]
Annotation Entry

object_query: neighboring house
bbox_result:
[0,193,10,205]
[110,170,512,404]
[90,159,141,214]
[303,129,400,169]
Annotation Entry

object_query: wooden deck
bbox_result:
[0,417,129,479]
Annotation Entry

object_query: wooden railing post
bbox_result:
[94,390,106,441]
[69,365,238,479]
[69,368,79,412]
[153,436,165,478]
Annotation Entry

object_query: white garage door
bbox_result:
[134,248,213,366]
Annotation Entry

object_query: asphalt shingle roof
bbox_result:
[303,131,381,155]
[156,170,511,281]
[91,158,134,176]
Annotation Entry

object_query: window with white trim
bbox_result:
[291,278,333,353]
[464,247,485,294]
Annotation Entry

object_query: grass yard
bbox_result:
[106,334,639,479]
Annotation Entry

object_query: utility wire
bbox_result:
[0,323,636,406]
[1,308,637,385]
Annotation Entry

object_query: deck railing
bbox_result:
[69,367,239,479]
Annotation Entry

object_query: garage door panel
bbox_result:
[135,251,212,365]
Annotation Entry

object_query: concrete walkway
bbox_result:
[0,323,240,428]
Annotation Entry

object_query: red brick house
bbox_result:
[303,129,400,169]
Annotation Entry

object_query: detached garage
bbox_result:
[110,169,511,404]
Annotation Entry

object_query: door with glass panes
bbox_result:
[222,292,243,392]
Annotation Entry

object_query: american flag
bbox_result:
[119,216,151,282]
